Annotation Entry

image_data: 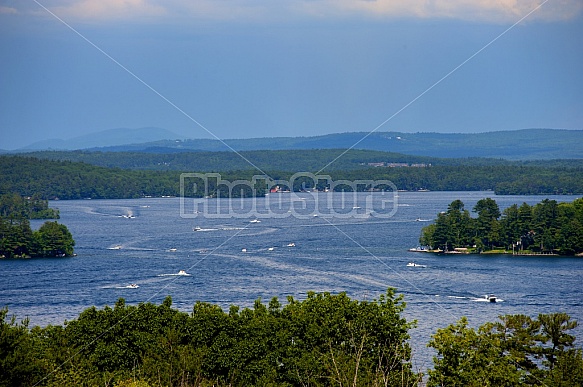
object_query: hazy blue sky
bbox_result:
[1,0,582,149]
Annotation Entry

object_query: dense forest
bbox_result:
[18,149,583,171]
[0,193,59,219]
[0,218,75,258]
[1,290,582,386]
[1,155,583,200]
[0,194,74,258]
[419,197,583,255]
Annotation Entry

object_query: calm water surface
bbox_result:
[1,191,582,370]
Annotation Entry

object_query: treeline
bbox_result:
[2,156,583,200]
[419,197,583,255]
[2,290,582,387]
[0,193,59,219]
[0,193,74,258]
[428,313,583,386]
[1,290,419,387]
[0,156,261,200]
[20,149,445,171]
[332,166,583,194]
[0,219,75,258]
[18,149,583,171]
[0,156,180,200]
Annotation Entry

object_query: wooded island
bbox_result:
[419,197,583,256]
[0,193,75,258]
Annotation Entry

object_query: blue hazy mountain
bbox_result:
[16,127,583,160]
[19,127,182,151]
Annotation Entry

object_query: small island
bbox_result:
[0,193,74,258]
[417,197,583,256]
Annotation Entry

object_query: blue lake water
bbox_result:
[1,191,582,370]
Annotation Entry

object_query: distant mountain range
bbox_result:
[18,127,182,151]
[12,127,583,160]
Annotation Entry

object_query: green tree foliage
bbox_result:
[2,295,583,386]
[0,290,420,387]
[34,221,75,257]
[473,198,501,249]
[2,155,583,200]
[0,219,75,258]
[427,313,583,387]
[0,308,43,387]
[0,193,59,219]
[420,198,583,255]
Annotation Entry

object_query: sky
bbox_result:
[1,0,582,149]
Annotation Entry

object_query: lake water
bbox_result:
[1,191,582,371]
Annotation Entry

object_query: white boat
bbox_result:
[108,245,122,250]
[407,262,426,268]
[169,248,177,252]
[485,294,497,303]
[249,219,261,223]
[127,284,139,289]
[287,243,296,247]
[177,270,189,276]
[241,248,247,252]
[268,247,275,251]
[193,226,202,231]
[408,247,427,252]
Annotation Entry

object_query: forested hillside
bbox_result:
[18,149,583,172]
[1,156,582,199]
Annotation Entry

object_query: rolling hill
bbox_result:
[12,128,583,160]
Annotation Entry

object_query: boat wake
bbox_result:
[158,270,191,277]
[103,284,140,289]
[436,295,504,303]
[193,227,218,232]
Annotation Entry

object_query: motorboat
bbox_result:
[486,294,497,303]
[408,247,426,252]
[287,243,296,247]
[268,247,275,251]
[177,270,189,276]
[249,219,261,223]
[193,226,202,231]
[407,262,426,268]
[169,248,177,252]
[241,248,247,253]
[108,245,122,250]
[127,284,139,289]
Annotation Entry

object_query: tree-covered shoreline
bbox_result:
[1,289,582,386]
[419,197,583,256]
[0,194,74,259]
[2,155,583,200]
[0,193,59,219]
